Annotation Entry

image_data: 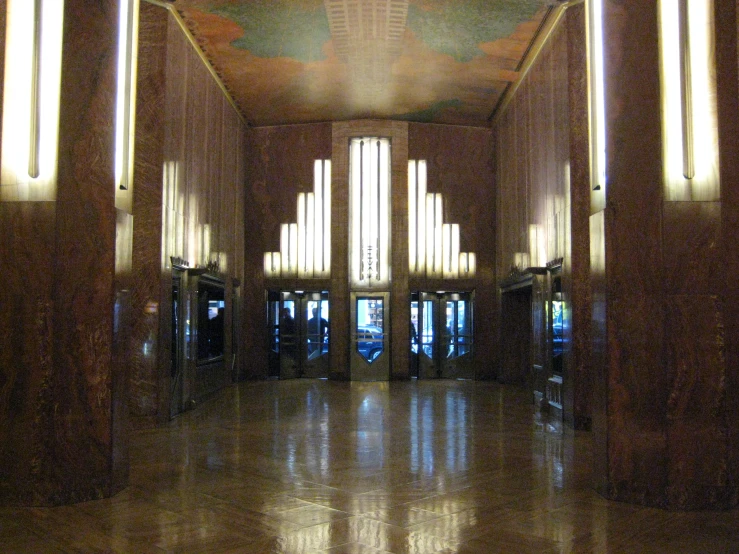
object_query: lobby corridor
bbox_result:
[1,380,737,553]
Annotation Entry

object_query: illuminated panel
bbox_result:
[350,137,391,288]
[264,159,332,278]
[408,161,417,271]
[587,0,606,196]
[297,193,306,277]
[115,0,140,212]
[1,0,64,201]
[659,0,719,201]
[322,161,331,275]
[314,161,324,275]
[408,160,474,279]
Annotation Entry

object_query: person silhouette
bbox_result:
[307,307,328,354]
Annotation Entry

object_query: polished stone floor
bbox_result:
[1,380,738,553]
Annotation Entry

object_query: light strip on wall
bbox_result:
[1,0,64,201]
[659,0,720,201]
[434,193,443,276]
[280,224,290,275]
[297,193,306,277]
[451,224,460,277]
[442,223,452,277]
[322,160,331,275]
[288,223,298,276]
[115,0,140,205]
[350,137,390,288]
[314,161,324,275]
[306,192,315,277]
[587,0,606,194]
[425,193,436,277]
[408,161,417,272]
[416,161,427,276]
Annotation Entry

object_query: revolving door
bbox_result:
[268,291,330,379]
[411,292,474,379]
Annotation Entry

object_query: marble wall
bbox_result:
[0,0,129,505]
[591,0,739,509]
[493,5,591,426]
[129,5,247,424]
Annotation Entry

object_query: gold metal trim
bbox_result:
[490,0,582,125]
[143,0,247,125]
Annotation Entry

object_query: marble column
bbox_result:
[0,0,130,505]
[592,0,739,509]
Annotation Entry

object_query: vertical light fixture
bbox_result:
[1,0,64,201]
[115,0,140,211]
[659,0,719,200]
[408,161,417,272]
[297,193,307,276]
[350,137,390,288]
[322,160,331,275]
[587,0,606,193]
[305,192,315,277]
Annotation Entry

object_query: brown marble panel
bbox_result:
[603,0,663,298]
[0,203,56,504]
[725,295,739,495]
[606,294,668,507]
[662,202,722,295]
[112,210,133,494]
[717,0,739,495]
[130,3,167,424]
[590,211,608,496]
[566,3,592,430]
[42,0,119,505]
[665,295,730,509]
[498,287,532,385]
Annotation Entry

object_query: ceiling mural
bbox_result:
[172,0,552,127]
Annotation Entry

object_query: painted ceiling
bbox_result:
[172,0,554,127]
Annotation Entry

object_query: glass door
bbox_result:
[418,292,438,379]
[267,291,330,379]
[170,271,185,417]
[415,292,474,379]
[303,291,330,378]
[440,293,474,379]
[350,292,390,381]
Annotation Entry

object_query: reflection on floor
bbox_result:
[2,380,738,553]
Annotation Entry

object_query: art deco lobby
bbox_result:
[1,0,738,552]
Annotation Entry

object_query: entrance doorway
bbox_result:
[170,270,185,417]
[267,291,330,379]
[350,292,390,381]
[411,292,474,379]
